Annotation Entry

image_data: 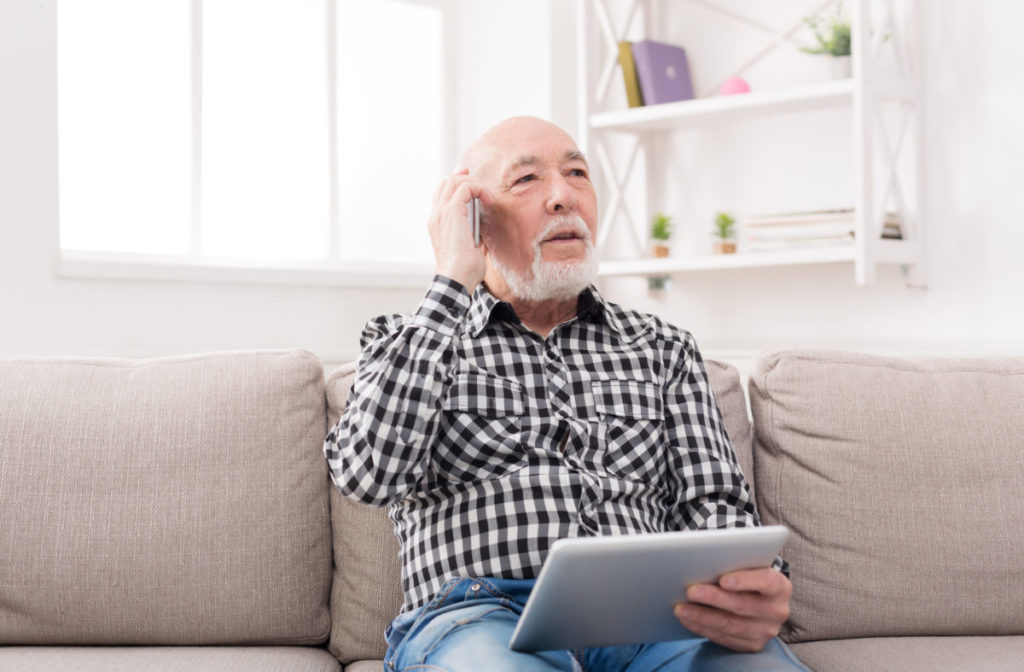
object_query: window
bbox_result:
[58,0,447,278]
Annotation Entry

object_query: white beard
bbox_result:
[487,215,599,303]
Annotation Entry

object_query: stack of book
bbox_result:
[743,209,902,253]
[618,40,695,108]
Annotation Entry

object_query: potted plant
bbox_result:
[712,212,737,254]
[650,212,673,257]
[801,3,852,78]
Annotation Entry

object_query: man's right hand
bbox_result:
[428,169,493,293]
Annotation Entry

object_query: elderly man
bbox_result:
[324,117,807,671]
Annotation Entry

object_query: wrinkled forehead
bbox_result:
[498,148,588,181]
[464,121,584,180]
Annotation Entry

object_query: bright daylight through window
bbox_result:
[58,0,444,271]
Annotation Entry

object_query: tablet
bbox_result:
[508,525,788,652]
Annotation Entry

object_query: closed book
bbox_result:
[744,209,854,228]
[745,209,903,240]
[631,40,695,105]
[747,222,855,241]
[618,41,644,108]
[746,235,854,252]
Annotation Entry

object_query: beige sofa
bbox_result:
[1,348,1021,671]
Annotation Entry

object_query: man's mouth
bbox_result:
[544,231,583,243]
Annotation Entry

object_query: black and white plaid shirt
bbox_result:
[325,275,780,613]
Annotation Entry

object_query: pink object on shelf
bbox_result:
[718,77,751,95]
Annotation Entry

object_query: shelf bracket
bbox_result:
[594,137,644,256]
[593,0,644,108]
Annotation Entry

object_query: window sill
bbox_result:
[57,252,435,289]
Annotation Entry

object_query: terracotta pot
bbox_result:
[652,243,670,258]
[714,241,737,254]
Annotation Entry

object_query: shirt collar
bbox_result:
[466,283,628,339]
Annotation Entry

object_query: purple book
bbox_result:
[631,40,695,105]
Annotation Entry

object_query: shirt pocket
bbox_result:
[588,379,666,483]
[435,371,526,483]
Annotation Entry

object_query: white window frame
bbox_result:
[57,0,453,289]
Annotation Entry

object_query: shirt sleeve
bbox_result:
[323,275,471,506]
[661,326,789,576]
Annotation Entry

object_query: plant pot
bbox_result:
[713,241,737,255]
[647,276,670,291]
[829,55,852,79]
[652,243,670,258]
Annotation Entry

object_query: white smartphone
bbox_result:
[470,197,481,247]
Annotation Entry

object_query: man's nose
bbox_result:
[545,173,577,213]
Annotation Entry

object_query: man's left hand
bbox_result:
[673,568,792,653]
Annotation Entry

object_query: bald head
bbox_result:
[459,117,582,183]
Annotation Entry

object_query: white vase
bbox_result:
[830,55,853,79]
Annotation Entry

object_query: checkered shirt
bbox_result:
[325,275,784,613]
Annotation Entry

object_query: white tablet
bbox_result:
[508,525,788,652]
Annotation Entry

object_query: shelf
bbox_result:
[598,246,857,276]
[590,79,854,132]
[580,0,924,286]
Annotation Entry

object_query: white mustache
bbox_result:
[534,215,593,246]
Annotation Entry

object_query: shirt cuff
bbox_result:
[772,555,791,579]
[410,275,473,336]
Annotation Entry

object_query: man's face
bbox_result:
[479,121,598,299]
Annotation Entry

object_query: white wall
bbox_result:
[3,1,1023,367]
[450,0,554,152]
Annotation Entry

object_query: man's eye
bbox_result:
[569,168,588,178]
[515,174,535,185]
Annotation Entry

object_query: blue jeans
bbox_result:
[383,577,810,672]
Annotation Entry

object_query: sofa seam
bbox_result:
[766,359,787,533]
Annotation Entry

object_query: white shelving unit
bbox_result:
[579,0,926,287]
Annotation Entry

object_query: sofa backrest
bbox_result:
[324,357,754,663]
[749,349,1024,643]
[0,350,333,646]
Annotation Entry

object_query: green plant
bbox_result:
[801,3,851,57]
[712,212,735,240]
[651,213,673,241]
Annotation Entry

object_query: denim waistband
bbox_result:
[385,576,537,661]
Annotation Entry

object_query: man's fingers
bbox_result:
[686,583,778,621]
[435,171,473,206]
[684,569,791,616]
[674,603,777,653]
[676,569,792,652]
[718,568,790,596]
[427,171,490,291]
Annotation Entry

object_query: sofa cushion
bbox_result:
[325,362,404,664]
[323,357,751,662]
[789,636,1024,672]
[343,661,387,672]
[749,350,1024,643]
[704,358,755,499]
[0,350,332,645]
[0,646,341,672]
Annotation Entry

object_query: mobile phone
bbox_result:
[470,197,481,247]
